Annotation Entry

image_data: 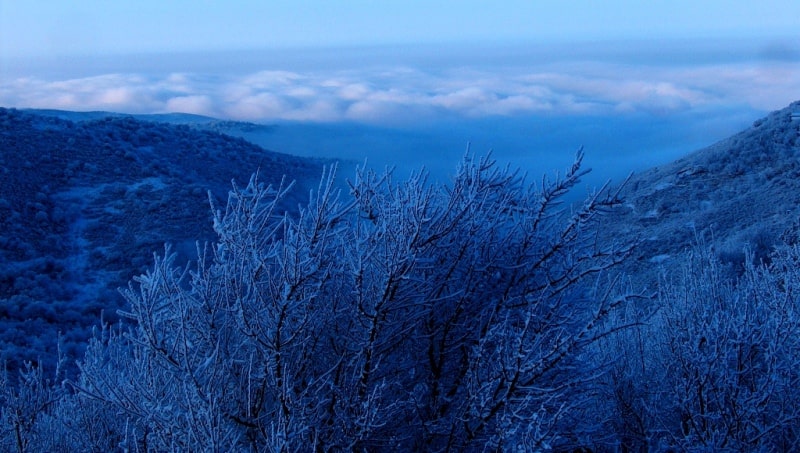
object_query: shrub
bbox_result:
[609,244,800,450]
[2,153,641,451]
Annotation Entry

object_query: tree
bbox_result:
[10,152,637,451]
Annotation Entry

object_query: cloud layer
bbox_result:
[2,56,798,125]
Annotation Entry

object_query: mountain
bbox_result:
[0,108,343,372]
[602,100,800,286]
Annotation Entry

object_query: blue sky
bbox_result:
[2,1,799,56]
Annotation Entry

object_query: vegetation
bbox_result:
[0,108,334,374]
[602,102,800,288]
[1,152,643,451]
[2,104,800,450]
[601,243,800,451]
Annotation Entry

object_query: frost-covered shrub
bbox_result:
[662,246,800,450]
[608,244,800,451]
[48,153,636,451]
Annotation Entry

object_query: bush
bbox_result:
[1,153,644,451]
[608,244,800,450]
[47,153,632,451]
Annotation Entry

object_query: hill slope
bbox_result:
[603,100,800,285]
[2,102,799,372]
[0,108,339,370]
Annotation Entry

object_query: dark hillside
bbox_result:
[603,100,800,286]
[0,108,337,371]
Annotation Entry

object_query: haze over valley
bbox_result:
[4,38,797,185]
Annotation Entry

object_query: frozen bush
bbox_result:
[4,153,640,451]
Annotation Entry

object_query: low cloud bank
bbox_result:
[2,56,798,125]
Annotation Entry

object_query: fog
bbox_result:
[229,109,760,190]
[2,39,796,186]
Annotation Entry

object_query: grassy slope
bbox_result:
[602,100,800,287]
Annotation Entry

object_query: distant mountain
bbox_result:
[25,108,274,132]
[602,100,800,286]
[0,108,343,372]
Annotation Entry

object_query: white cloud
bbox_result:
[2,74,164,112]
[2,58,798,124]
[225,92,288,119]
[337,83,371,100]
[239,70,304,89]
[432,87,493,111]
[165,95,214,116]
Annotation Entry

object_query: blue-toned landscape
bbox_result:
[2,2,800,451]
[1,100,799,451]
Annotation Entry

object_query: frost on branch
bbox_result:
[17,153,638,451]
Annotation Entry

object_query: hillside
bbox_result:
[0,108,339,371]
[2,102,799,374]
[603,100,800,285]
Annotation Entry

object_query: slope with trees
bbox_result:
[2,151,645,451]
[0,108,337,374]
[3,101,800,450]
[602,100,800,285]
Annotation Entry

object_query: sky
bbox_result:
[1,0,797,123]
[1,1,799,182]
[2,1,800,56]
